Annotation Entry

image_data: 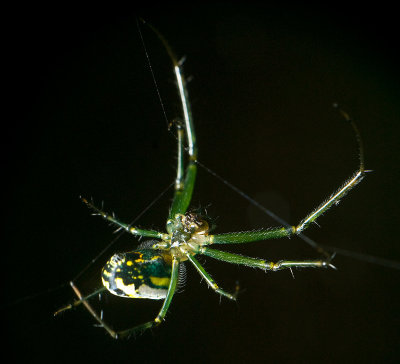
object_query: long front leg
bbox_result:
[152,26,199,220]
[168,62,198,218]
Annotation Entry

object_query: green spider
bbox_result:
[55,24,366,339]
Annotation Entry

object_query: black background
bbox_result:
[4,4,400,364]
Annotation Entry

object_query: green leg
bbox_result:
[142,21,197,159]
[186,254,237,300]
[209,168,364,245]
[210,227,292,245]
[66,258,180,339]
[166,43,198,220]
[172,120,185,191]
[204,107,366,247]
[200,247,335,271]
[115,257,180,338]
[81,197,167,240]
[168,101,197,219]
[168,116,197,219]
[296,171,364,233]
[169,161,197,219]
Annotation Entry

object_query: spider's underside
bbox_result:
[55,23,366,339]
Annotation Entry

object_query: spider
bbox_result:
[54,23,366,339]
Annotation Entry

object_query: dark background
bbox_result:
[4,4,399,364]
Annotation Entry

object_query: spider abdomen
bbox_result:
[102,249,172,300]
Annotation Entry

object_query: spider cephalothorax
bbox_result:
[166,213,209,253]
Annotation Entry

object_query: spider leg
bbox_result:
[81,197,168,240]
[199,247,335,271]
[170,118,185,191]
[144,20,197,159]
[168,52,198,219]
[186,254,237,300]
[66,282,119,338]
[204,109,366,252]
[207,169,364,246]
[169,140,197,219]
[54,286,107,316]
[114,257,180,339]
[141,22,198,220]
[65,258,180,339]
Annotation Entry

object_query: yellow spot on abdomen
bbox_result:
[150,276,170,287]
